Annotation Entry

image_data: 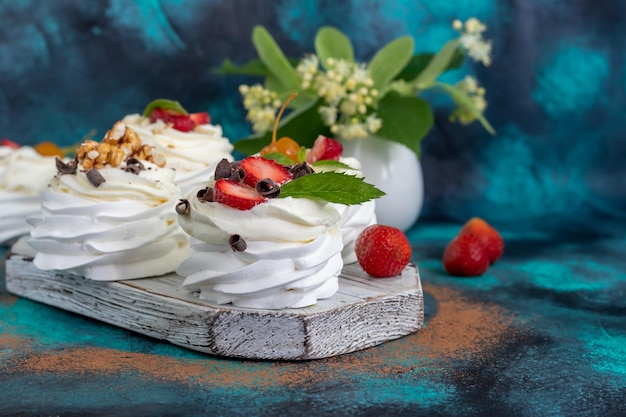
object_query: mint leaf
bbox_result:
[279,172,384,205]
[376,92,433,158]
[312,160,355,170]
[369,36,415,90]
[297,146,307,163]
[261,152,295,165]
[315,27,354,67]
[142,99,188,117]
[413,39,460,89]
[252,26,301,91]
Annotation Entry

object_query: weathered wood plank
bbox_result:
[5,255,423,360]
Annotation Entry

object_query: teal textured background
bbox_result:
[1,0,625,230]
[1,2,626,415]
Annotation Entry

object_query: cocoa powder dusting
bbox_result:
[6,283,516,389]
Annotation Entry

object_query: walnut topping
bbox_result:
[75,121,167,170]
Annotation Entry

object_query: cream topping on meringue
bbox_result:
[122,113,234,190]
[28,162,189,280]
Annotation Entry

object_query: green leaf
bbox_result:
[234,98,331,155]
[142,99,188,117]
[297,146,307,162]
[413,39,460,89]
[311,160,355,170]
[436,82,496,135]
[395,49,464,82]
[261,152,296,165]
[212,58,272,77]
[252,26,301,91]
[368,36,415,90]
[376,92,434,158]
[315,27,354,66]
[279,172,384,205]
[213,58,301,77]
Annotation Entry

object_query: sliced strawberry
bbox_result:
[149,108,196,132]
[239,156,292,188]
[189,112,210,125]
[149,108,177,123]
[442,233,489,277]
[213,179,266,210]
[306,135,343,163]
[169,114,196,132]
[1,138,20,149]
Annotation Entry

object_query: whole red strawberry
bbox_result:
[355,225,412,278]
[442,233,490,277]
[458,217,504,264]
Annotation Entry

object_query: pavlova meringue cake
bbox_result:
[122,99,234,191]
[0,140,59,244]
[176,154,383,310]
[306,136,377,264]
[27,121,189,281]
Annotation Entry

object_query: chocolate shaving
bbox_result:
[256,178,281,198]
[197,187,214,202]
[125,158,145,175]
[290,162,314,179]
[214,158,233,180]
[56,157,77,175]
[229,167,246,182]
[86,169,106,187]
[228,234,247,252]
[175,199,190,215]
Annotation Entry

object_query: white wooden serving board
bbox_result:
[5,254,423,360]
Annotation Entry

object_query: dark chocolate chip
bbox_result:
[86,169,106,187]
[290,162,314,179]
[175,199,190,215]
[214,158,233,180]
[228,234,247,252]
[125,158,145,175]
[56,157,77,175]
[256,178,281,198]
[197,187,214,202]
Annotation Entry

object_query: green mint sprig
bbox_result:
[279,171,384,205]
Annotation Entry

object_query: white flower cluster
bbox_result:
[453,17,492,66]
[297,56,383,140]
[238,84,282,133]
[450,75,487,125]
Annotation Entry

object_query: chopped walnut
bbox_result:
[75,121,167,170]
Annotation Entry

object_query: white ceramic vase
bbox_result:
[341,136,424,231]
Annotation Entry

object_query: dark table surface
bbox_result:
[2,222,625,417]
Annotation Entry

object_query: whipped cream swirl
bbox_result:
[122,114,234,190]
[177,188,344,309]
[28,163,190,280]
[0,146,58,244]
[314,156,377,263]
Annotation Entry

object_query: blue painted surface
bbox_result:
[3,222,626,416]
[1,1,626,415]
